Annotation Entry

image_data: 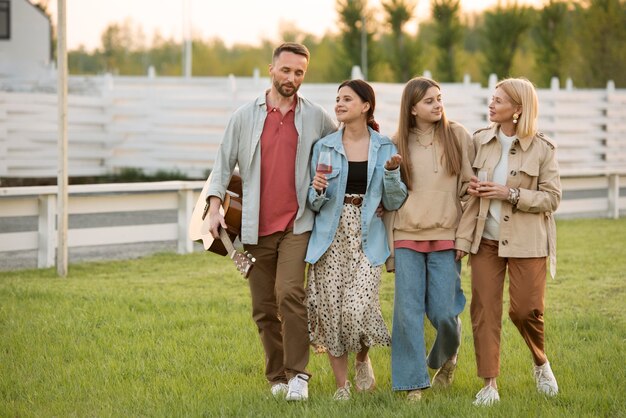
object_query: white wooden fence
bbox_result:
[0,75,624,269]
[0,174,624,269]
[0,181,203,268]
[1,75,625,179]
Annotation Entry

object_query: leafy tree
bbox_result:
[100,19,147,75]
[432,0,463,82]
[574,0,626,87]
[68,47,102,75]
[335,0,376,79]
[480,2,531,80]
[381,0,418,82]
[532,0,571,87]
[147,33,182,76]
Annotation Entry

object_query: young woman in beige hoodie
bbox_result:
[388,77,475,401]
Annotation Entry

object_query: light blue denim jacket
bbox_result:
[305,127,408,266]
[207,92,336,244]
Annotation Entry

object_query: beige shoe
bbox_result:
[355,357,376,391]
[333,381,351,401]
[432,358,457,388]
[407,389,422,402]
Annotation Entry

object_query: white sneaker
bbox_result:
[473,385,500,406]
[333,381,351,401]
[534,361,559,396]
[286,373,309,401]
[270,383,288,399]
[355,357,376,391]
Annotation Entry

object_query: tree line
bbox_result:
[67,0,626,88]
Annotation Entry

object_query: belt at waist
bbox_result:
[343,195,363,207]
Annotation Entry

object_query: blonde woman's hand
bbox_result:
[455,250,467,261]
[385,154,402,170]
[475,180,509,200]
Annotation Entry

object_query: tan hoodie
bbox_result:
[385,120,475,270]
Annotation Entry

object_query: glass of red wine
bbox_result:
[316,150,332,175]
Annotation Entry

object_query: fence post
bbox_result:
[605,80,619,219]
[38,194,56,268]
[488,73,497,90]
[608,174,620,219]
[228,74,237,109]
[550,77,560,91]
[178,186,194,254]
[0,93,6,177]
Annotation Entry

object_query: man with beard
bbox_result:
[206,42,337,401]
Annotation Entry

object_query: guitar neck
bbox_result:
[218,228,237,256]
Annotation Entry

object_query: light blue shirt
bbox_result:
[305,127,408,266]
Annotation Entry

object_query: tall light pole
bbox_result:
[183,0,192,78]
[56,0,68,276]
[360,14,368,80]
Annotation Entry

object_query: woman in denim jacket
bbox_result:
[305,79,407,401]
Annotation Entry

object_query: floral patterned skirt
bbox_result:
[307,199,391,357]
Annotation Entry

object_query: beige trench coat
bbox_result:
[455,125,561,277]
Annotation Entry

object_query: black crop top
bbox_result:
[345,161,368,194]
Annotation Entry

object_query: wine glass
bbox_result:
[316,150,332,174]
[478,169,488,183]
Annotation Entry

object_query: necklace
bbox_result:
[414,126,435,148]
[416,136,433,148]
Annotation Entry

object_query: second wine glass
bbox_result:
[316,150,332,174]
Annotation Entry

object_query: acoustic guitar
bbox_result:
[188,172,255,278]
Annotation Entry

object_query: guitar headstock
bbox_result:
[231,251,256,279]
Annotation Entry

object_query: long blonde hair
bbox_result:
[395,77,462,190]
[494,78,539,140]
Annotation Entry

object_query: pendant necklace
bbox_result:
[416,135,433,148]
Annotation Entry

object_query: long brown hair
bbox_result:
[395,77,462,189]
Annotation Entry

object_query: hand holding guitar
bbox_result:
[189,174,255,278]
[206,196,228,239]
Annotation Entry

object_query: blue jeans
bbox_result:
[391,248,466,391]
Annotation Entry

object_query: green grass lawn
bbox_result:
[1,218,625,417]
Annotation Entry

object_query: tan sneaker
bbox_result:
[407,389,422,402]
[333,381,351,401]
[355,357,376,391]
[432,358,457,388]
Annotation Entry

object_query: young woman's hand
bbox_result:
[385,154,402,170]
[312,172,328,192]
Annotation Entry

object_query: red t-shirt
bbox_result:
[394,240,455,253]
[258,98,299,237]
